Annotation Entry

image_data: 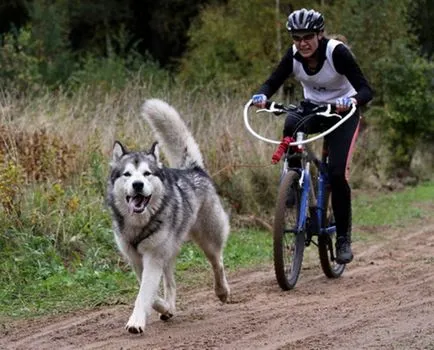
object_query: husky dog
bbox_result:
[107,99,230,334]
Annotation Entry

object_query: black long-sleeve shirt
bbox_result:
[257,38,373,106]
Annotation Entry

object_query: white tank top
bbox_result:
[292,39,356,104]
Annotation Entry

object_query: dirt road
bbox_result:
[1,220,433,350]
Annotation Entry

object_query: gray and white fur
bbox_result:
[107,99,230,334]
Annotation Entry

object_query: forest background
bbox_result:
[0,0,433,317]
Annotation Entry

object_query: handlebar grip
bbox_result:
[312,103,337,113]
[265,101,286,110]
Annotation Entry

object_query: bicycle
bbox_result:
[243,99,357,290]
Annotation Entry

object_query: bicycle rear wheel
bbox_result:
[318,189,345,278]
[273,170,305,290]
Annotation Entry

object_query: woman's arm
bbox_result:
[256,47,294,98]
[332,44,374,106]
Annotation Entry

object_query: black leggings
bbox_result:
[283,106,361,239]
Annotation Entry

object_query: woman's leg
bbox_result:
[283,111,306,137]
[326,110,361,263]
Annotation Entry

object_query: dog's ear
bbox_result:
[112,141,127,162]
[149,141,162,167]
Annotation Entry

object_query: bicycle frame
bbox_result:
[296,161,311,234]
[244,99,354,287]
[284,136,335,242]
[243,99,355,241]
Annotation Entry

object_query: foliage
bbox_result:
[0,125,81,183]
[0,0,74,90]
[0,0,225,74]
[0,0,433,319]
[0,1,172,92]
[313,0,434,175]
[375,42,434,171]
[352,181,434,226]
[321,0,412,104]
[0,27,43,91]
[408,0,434,58]
[1,179,432,318]
[66,50,170,92]
[0,160,25,217]
[27,0,75,86]
[178,0,303,92]
[67,54,134,90]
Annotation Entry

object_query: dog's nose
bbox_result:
[132,181,144,192]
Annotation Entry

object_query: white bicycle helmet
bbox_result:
[286,8,325,33]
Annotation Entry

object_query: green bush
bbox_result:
[0,0,76,91]
[178,0,307,92]
[375,42,434,171]
[0,28,43,91]
[66,51,170,92]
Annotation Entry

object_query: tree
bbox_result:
[408,0,434,58]
[177,0,309,92]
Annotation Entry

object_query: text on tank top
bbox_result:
[292,39,356,104]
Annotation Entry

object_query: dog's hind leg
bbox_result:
[162,256,177,319]
[203,247,230,303]
[192,217,230,302]
[152,297,172,320]
[152,257,176,321]
[125,254,163,334]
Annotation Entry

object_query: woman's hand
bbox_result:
[335,97,357,112]
[252,94,267,108]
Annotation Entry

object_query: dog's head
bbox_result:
[108,141,163,215]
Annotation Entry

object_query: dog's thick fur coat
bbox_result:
[107,99,230,334]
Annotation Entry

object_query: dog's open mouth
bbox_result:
[126,194,151,214]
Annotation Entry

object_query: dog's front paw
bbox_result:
[125,314,146,334]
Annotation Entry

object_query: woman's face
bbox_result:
[292,32,323,58]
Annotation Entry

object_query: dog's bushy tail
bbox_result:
[141,99,204,169]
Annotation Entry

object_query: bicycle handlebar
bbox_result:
[256,101,296,115]
[243,99,357,146]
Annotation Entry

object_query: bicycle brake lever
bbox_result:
[316,104,342,118]
[256,102,285,114]
[316,103,357,119]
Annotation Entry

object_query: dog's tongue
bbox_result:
[128,195,150,214]
[128,195,144,214]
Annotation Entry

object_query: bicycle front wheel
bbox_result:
[318,189,346,278]
[273,170,305,290]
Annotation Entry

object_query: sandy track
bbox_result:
[1,221,433,350]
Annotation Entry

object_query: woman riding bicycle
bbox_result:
[251,8,373,264]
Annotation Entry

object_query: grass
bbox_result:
[0,228,274,319]
[178,229,273,273]
[0,84,432,321]
[0,182,432,320]
[353,182,434,226]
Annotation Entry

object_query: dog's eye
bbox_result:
[143,171,151,176]
[123,171,131,177]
